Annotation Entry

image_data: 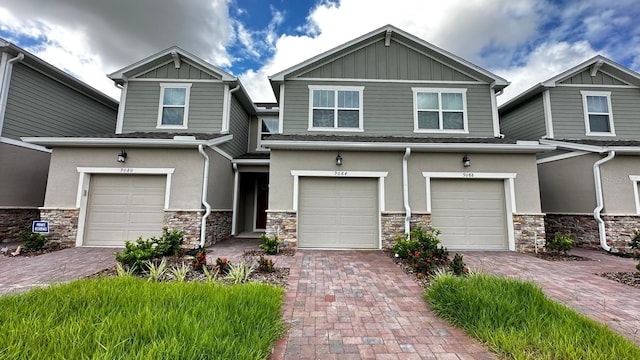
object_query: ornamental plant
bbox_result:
[193,248,207,271]
[546,232,574,255]
[449,253,468,276]
[214,257,231,276]
[259,234,280,255]
[114,228,184,272]
[19,230,48,251]
[257,255,275,273]
[393,226,450,275]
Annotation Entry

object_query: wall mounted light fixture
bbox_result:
[336,153,343,166]
[117,149,127,163]
[462,154,471,168]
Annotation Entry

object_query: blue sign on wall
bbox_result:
[32,221,49,234]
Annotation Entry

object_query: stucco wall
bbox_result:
[538,153,598,213]
[206,149,233,210]
[0,142,50,206]
[601,155,640,214]
[44,147,205,210]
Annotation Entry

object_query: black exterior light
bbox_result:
[117,149,127,163]
[462,154,471,168]
[336,153,343,166]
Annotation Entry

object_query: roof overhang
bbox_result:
[231,159,270,165]
[21,134,233,148]
[262,139,554,153]
[540,139,640,154]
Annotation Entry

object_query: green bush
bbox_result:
[449,253,467,276]
[259,234,280,255]
[257,255,275,273]
[114,228,184,271]
[546,232,574,254]
[19,230,48,251]
[393,226,449,276]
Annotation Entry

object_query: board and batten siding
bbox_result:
[218,97,249,157]
[499,94,546,141]
[297,39,477,82]
[558,69,626,86]
[137,61,219,80]
[2,63,116,139]
[282,80,495,137]
[121,81,224,133]
[549,86,640,139]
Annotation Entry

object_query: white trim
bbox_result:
[412,88,468,134]
[232,159,270,165]
[77,167,175,175]
[0,52,8,136]
[630,175,640,214]
[252,179,267,232]
[536,151,589,164]
[21,135,231,148]
[542,90,554,138]
[539,139,604,153]
[422,171,517,251]
[127,78,223,83]
[221,84,230,133]
[307,85,364,132]
[231,164,239,235]
[556,83,638,89]
[581,90,616,136]
[210,146,234,161]
[75,172,90,246]
[490,88,500,137]
[156,83,191,129]
[0,136,51,153]
[115,82,127,134]
[289,78,483,85]
[278,84,285,134]
[257,116,279,151]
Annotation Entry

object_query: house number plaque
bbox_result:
[463,172,474,178]
[334,171,348,176]
[120,168,134,173]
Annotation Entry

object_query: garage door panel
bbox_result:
[431,179,508,250]
[299,177,378,249]
[84,175,166,247]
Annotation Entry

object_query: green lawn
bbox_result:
[0,277,284,359]
[425,272,640,360]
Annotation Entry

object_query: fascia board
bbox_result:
[539,139,605,153]
[21,135,233,148]
[261,140,555,153]
[231,159,270,165]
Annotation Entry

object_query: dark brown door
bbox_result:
[255,174,269,230]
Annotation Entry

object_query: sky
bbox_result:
[1,0,639,105]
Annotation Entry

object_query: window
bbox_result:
[257,117,279,151]
[308,86,364,131]
[157,83,191,128]
[581,91,615,135]
[413,88,467,133]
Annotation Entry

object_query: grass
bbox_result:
[0,277,285,359]
[425,272,640,360]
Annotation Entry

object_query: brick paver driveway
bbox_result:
[0,247,117,295]
[462,248,640,346]
[271,250,496,360]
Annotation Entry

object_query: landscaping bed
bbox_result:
[534,252,592,261]
[600,272,640,289]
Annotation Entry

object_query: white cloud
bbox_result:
[493,41,599,105]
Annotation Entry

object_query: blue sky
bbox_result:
[1,0,638,104]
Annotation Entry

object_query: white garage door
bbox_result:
[430,179,508,250]
[299,177,378,249]
[84,175,166,247]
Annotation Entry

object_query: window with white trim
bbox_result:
[308,86,364,131]
[157,83,191,128]
[413,88,468,133]
[581,91,615,135]
[257,117,279,151]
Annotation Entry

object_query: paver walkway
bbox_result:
[462,248,640,346]
[271,250,496,360]
[0,247,117,295]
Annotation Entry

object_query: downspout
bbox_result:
[198,145,211,248]
[231,163,239,235]
[0,52,24,135]
[222,84,241,133]
[593,150,615,251]
[402,147,412,235]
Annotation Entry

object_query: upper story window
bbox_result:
[413,88,468,133]
[308,85,364,131]
[157,83,192,129]
[257,117,279,151]
[581,91,615,136]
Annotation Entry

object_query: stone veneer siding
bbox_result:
[266,211,297,247]
[380,212,432,249]
[206,210,232,245]
[544,213,640,253]
[40,208,78,247]
[164,210,203,248]
[513,214,546,253]
[0,208,40,243]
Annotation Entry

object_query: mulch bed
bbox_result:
[1,242,66,257]
[600,272,640,289]
[534,252,593,261]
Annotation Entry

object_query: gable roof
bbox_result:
[268,24,509,97]
[500,55,640,113]
[0,38,118,109]
[107,46,237,84]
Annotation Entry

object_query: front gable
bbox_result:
[135,60,221,80]
[557,69,628,86]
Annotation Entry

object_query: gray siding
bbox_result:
[121,81,224,133]
[2,63,116,139]
[137,61,219,80]
[218,97,249,157]
[550,86,640,139]
[283,80,495,137]
[499,95,546,140]
[559,70,626,86]
[299,39,476,81]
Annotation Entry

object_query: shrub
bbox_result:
[259,234,280,255]
[193,248,207,271]
[393,226,449,275]
[225,262,255,284]
[257,255,275,273]
[214,257,231,276]
[630,230,640,250]
[114,229,184,271]
[146,259,168,282]
[546,232,574,255]
[449,253,468,276]
[20,230,48,251]
[169,263,190,282]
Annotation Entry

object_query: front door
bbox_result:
[255,174,269,230]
